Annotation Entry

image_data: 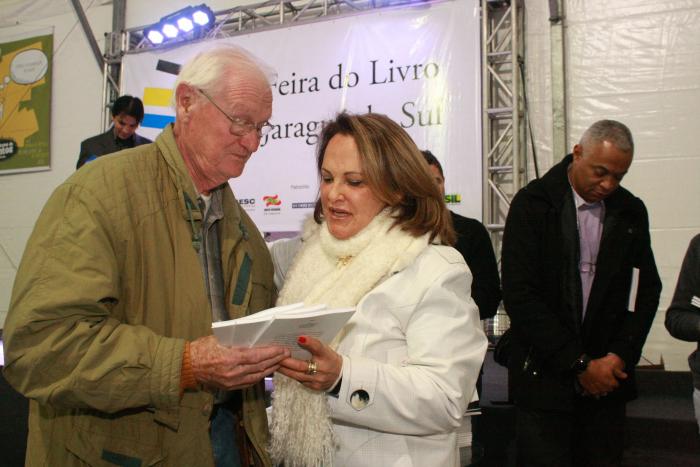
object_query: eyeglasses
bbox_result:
[197,88,272,138]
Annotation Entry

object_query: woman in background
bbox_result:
[268,112,488,466]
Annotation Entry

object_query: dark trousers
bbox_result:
[470,368,486,464]
[516,399,626,467]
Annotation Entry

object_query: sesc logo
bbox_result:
[263,194,282,207]
[239,198,256,211]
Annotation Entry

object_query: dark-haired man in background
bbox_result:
[422,150,501,466]
[422,150,501,321]
[76,95,152,169]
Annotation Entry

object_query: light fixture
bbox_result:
[192,9,213,26]
[177,17,194,33]
[161,23,179,39]
[145,4,216,46]
[146,29,164,45]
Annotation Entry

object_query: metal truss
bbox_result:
[481,0,525,253]
[120,0,437,54]
[100,0,450,126]
[102,1,527,273]
[481,0,525,336]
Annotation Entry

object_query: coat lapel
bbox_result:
[559,189,583,333]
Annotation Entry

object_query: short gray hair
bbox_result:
[579,119,634,155]
[173,45,276,104]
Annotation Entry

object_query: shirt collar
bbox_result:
[571,186,603,210]
[112,127,134,145]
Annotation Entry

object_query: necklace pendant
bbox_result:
[337,255,353,268]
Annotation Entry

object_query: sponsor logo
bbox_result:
[239,198,256,210]
[263,194,282,215]
[263,195,282,206]
[290,184,310,190]
[445,193,462,204]
[0,139,18,160]
[292,202,316,209]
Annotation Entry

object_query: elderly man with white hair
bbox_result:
[3,46,287,467]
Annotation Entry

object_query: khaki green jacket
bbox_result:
[3,125,275,466]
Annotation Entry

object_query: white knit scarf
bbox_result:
[269,210,430,466]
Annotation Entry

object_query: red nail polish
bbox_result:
[298,336,306,344]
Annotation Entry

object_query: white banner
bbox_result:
[122,0,481,233]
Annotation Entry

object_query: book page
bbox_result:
[256,307,355,359]
[212,304,355,359]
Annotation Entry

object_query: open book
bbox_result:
[212,303,355,359]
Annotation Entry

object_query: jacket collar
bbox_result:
[155,124,245,250]
[155,124,199,212]
[534,153,631,214]
[533,154,575,210]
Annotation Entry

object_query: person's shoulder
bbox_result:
[451,211,486,230]
[421,244,467,268]
[516,154,572,204]
[609,185,648,214]
[510,176,549,210]
[73,141,161,188]
[134,133,153,145]
[269,235,303,262]
[391,245,467,289]
[80,130,110,148]
[688,233,700,251]
[508,179,548,214]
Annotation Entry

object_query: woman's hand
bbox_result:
[277,336,343,392]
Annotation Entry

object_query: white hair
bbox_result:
[172,44,276,105]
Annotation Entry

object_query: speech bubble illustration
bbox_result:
[10,49,48,85]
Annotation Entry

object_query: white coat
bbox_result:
[270,238,488,467]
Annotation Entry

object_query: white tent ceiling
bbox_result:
[0,0,111,27]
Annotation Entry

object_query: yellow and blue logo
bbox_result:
[141,87,175,129]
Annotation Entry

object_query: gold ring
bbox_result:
[306,360,318,375]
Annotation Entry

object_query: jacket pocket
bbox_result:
[230,280,273,319]
[65,411,166,466]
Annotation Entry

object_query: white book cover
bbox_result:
[212,303,355,359]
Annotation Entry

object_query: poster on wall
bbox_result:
[0,30,52,175]
[123,0,480,232]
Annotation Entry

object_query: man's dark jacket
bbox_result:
[451,212,501,320]
[76,128,152,169]
[501,154,661,411]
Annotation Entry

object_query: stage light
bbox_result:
[192,8,213,26]
[144,4,216,46]
[177,17,194,33]
[146,29,164,45]
[162,23,179,39]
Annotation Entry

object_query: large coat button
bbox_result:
[350,389,370,410]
